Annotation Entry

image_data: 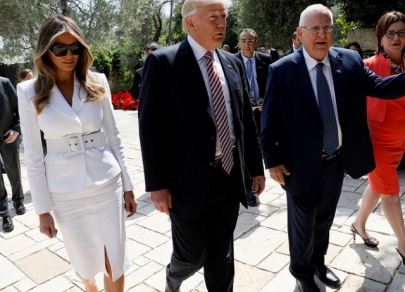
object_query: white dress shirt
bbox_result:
[302,47,342,148]
[187,35,236,156]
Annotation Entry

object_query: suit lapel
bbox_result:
[48,85,78,120]
[72,75,86,114]
[293,51,319,111]
[217,49,242,124]
[328,49,343,109]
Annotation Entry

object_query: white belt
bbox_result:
[46,132,106,156]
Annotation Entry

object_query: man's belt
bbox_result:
[321,148,341,161]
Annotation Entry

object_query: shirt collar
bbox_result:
[302,47,330,71]
[241,51,255,63]
[188,35,217,62]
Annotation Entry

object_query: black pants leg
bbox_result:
[0,173,9,217]
[287,156,344,283]
[0,145,24,204]
[166,166,240,291]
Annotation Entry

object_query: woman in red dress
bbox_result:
[351,11,405,263]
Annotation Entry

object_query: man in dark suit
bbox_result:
[235,28,272,206]
[139,0,265,291]
[282,31,302,57]
[130,42,161,99]
[268,47,279,62]
[0,77,25,233]
[261,4,405,292]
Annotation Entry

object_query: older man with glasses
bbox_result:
[261,4,405,292]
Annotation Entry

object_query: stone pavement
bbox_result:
[1,109,405,292]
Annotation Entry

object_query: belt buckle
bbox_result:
[65,134,85,156]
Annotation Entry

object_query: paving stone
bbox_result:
[331,207,354,231]
[137,212,172,234]
[55,247,70,263]
[329,230,352,247]
[235,227,288,266]
[339,274,386,292]
[337,191,363,211]
[48,241,65,252]
[257,252,290,273]
[0,255,25,289]
[15,249,71,284]
[275,240,290,255]
[127,238,151,259]
[127,283,158,291]
[133,256,151,267]
[13,209,39,228]
[9,238,56,262]
[1,286,18,292]
[126,225,170,248]
[13,277,37,292]
[259,265,298,292]
[347,211,394,236]
[387,272,405,291]
[143,240,172,266]
[242,204,278,217]
[145,266,204,291]
[325,244,343,266]
[28,275,74,292]
[268,198,288,209]
[330,234,400,284]
[0,220,30,239]
[234,212,265,239]
[0,234,35,257]
[135,203,159,217]
[255,192,280,205]
[234,261,274,291]
[260,208,287,231]
[125,261,162,289]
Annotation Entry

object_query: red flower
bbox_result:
[111,91,139,110]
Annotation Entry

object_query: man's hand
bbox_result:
[151,188,172,215]
[124,191,137,217]
[4,129,19,144]
[252,175,266,195]
[269,164,290,185]
[39,213,58,239]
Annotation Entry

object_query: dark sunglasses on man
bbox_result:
[49,43,83,57]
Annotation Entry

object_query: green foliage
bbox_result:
[327,0,405,28]
[92,49,114,77]
[234,0,329,53]
[335,14,358,45]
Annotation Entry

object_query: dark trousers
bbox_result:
[166,166,241,291]
[0,144,24,217]
[287,156,344,284]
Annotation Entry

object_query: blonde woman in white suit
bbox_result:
[17,15,137,292]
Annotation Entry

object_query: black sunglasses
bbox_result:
[50,43,83,57]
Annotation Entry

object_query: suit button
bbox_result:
[211,136,215,141]
[209,162,214,166]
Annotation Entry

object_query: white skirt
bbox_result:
[50,175,130,281]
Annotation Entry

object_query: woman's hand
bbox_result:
[124,191,137,217]
[39,213,58,238]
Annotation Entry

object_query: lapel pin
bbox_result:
[336,69,341,73]
[228,64,232,68]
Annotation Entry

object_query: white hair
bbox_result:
[298,4,333,26]
[182,0,233,33]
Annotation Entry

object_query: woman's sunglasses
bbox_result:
[49,43,83,57]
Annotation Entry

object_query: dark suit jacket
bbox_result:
[269,48,279,62]
[0,77,20,148]
[261,48,405,195]
[282,47,294,58]
[234,51,273,100]
[139,39,264,219]
[130,68,143,99]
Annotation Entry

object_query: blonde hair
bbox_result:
[182,0,233,33]
[33,15,106,114]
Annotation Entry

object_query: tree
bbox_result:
[327,0,405,28]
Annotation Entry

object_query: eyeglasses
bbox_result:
[385,30,405,39]
[49,43,83,57]
[239,39,256,44]
[300,25,333,34]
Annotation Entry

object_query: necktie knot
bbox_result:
[316,62,324,71]
[204,51,214,61]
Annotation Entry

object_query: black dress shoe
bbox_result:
[296,280,320,292]
[2,216,14,232]
[315,267,341,288]
[246,190,257,207]
[14,203,26,215]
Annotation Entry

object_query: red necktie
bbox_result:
[204,51,234,174]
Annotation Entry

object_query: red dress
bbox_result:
[365,53,405,194]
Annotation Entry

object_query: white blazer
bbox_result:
[17,73,135,215]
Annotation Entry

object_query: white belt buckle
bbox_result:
[65,134,85,156]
